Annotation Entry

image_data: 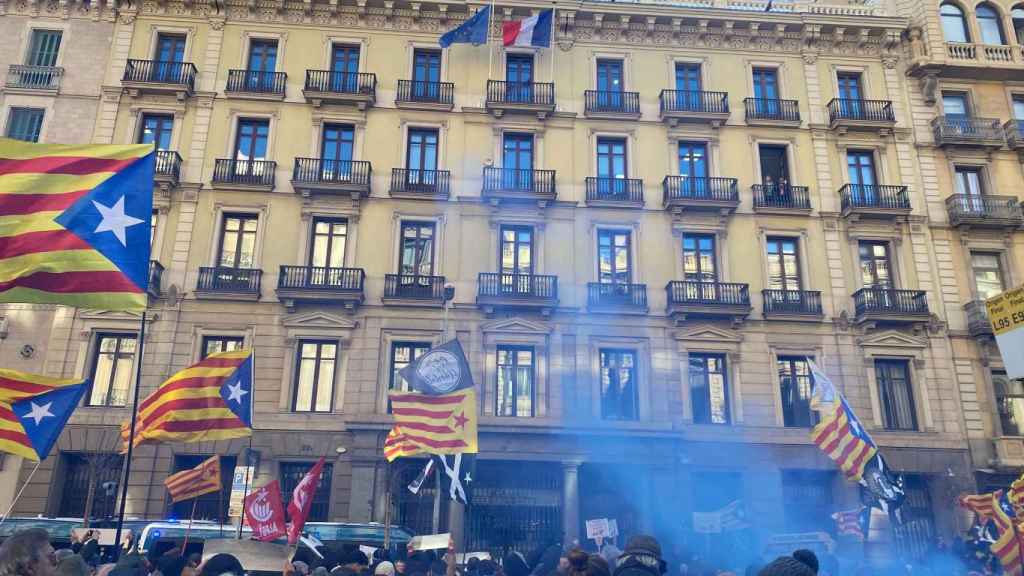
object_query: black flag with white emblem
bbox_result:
[434,453,474,505]
[399,339,474,396]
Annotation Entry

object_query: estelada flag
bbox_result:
[165,455,221,503]
[0,369,86,461]
[121,349,253,450]
[384,388,477,461]
[286,457,325,545]
[244,480,286,542]
[0,139,154,312]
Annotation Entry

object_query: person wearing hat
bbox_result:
[756,557,814,576]
[613,536,665,576]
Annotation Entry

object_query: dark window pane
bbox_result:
[281,461,333,522]
[779,356,815,427]
[876,360,917,431]
[689,353,728,425]
[496,345,534,417]
[57,452,124,520]
[87,334,137,407]
[168,455,236,522]
[600,349,637,420]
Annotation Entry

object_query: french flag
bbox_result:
[502,9,553,48]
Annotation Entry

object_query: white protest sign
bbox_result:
[585,518,610,540]
[987,286,1024,379]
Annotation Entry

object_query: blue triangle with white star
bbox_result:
[11,382,87,460]
[219,354,253,427]
[53,153,155,291]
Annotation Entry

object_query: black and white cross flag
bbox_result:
[434,453,474,505]
[408,459,435,495]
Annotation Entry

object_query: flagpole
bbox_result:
[487,0,496,80]
[113,310,147,559]
[383,461,393,553]
[0,460,41,527]
[549,3,556,83]
[182,497,198,553]
[237,348,255,539]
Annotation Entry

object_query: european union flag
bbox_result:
[440,5,491,48]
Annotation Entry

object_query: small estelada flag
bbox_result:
[165,455,222,503]
[244,480,287,542]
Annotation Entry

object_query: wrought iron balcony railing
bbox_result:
[123,59,197,89]
[384,274,445,301]
[752,184,811,210]
[587,282,647,309]
[585,90,640,115]
[666,281,750,307]
[482,167,556,196]
[853,288,929,318]
[659,90,729,115]
[762,289,822,316]
[396,80,454,106]
[390,168,450,197]
[585,177,644,205]
[662,176,739,204]
[826,99,895,124]
[6,64,63,90]
[485,80,555,107]
[946,194,1022,227]
[292,158,372,188]
[304,70,376,95]
[197,267,262,294]
[840,184,911,211]
[478,273,557,300]
[226,69,287,95]
[278,266,365,292]
[212,159,276,187]
[744,97,800,122]
[932,116,1005,145]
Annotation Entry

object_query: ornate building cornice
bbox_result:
[112,0,907,61]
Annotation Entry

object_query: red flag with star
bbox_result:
[385,388,477,461]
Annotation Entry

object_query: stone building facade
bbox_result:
[0,0,992,562]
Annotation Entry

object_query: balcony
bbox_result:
[225,70,287,99]
[662,176,739,214]
[153,151,182,188]
[932,116,1005,148]
[6,65,62,92]
[276,265,365,311]
[752,184,812,214]
[485,80,555,119]
[920,42,1024,81]
[658,90,730,127]
[1004,120,1024,150]
[148,261,164,298]
[665,281,751,324]
[121,59,197,100]
[762,290,823,320]
[389,168,450,200]
[395,80,454,111]
[196,267,262,300]
[852,288,929,326]
[303,70,376,109]
[839,184,911,220]
[477,273,558,315]
[481,167,556,207]
[383,274,446,306]
[744,98,800,127]
[587,282,647,313]
[946,194,1022,229]
[292,158,372,199]
[212,159,276,190]
[584,90,641,120]
[964,300,994,339]
[826,99,896,133]
[585,177,644,208]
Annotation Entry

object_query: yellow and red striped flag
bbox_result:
[165,455,222,503]
[811,396,877,482]
[384,388,477,462]
[0,139,154,312]
[0,369,86,461]
[121,350,253,450]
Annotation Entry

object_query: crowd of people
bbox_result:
[0,526,999,576]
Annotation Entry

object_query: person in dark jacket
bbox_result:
[757,557,814,576]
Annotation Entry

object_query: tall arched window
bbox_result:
[977,3,1007,45]
[1012,5,1024,44]
[941,3,971,42]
